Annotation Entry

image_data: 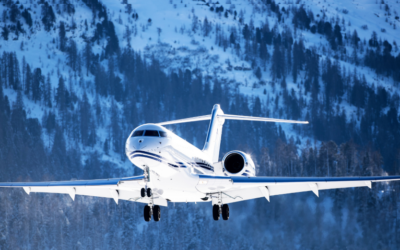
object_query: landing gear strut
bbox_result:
[212,192,229,221]
[141,167,160,222]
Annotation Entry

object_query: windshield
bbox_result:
[159,131,169,137]
[132,130,144,137]
[144,130,159,137]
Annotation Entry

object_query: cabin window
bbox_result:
[132,130,144,137]
[159,131,169,137]
[144,130,159,137]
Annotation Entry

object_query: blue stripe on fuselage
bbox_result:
[129,150,213,171]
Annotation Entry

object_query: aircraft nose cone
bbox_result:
[127,137,146,151]
[137,138,146,149]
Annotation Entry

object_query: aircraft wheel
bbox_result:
[212,205,220,221]
[140,188,145,198]
[222,204,229,220]
[153,205,161,222]
[146,188,152,197]
[144,205,151,222]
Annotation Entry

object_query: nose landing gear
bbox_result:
[146,188,152,197]
[140,188,145,197]
[140,187,152,198]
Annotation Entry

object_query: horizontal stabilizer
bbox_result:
[157,114,308,125]
[157,115,211,125]
[219,114,308,124]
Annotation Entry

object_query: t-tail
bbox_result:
[203,104,225,163]
[157,104,308,163]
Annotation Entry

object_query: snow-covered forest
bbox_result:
[0,0,400,248]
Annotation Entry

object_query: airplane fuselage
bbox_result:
[125,124,215,202]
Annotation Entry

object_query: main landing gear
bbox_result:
[212,192,229,221]
[141,187,160,222]
[144,205,161,222]
[212,204,229,221]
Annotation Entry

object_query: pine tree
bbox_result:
[242,24,250,40]
[79,93,91,146]
[1,26,9,40]
[43,74,52,107]
[104,21,120,57]
[59,21,66,51]
[83,41,92,76]
[270,44,284,79]
[21,9,33,27]
[56,77,67,114]
[255,66,262,80]
[24,64,32,97]
[67,40,78,71]
[203,17,211,37]
[41,2,56,32]
[32,68,43,103]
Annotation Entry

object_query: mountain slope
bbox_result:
[0,0,400,249]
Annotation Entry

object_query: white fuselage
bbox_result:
[125,124,215,202]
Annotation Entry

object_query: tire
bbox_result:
[212,205,220,221]
[144,205,151,222]
[146,188,152,197]
[140,188,145,198]
[222,204,229,220]
[153,205,161,222]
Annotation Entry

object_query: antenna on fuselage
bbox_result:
[157,104,308,163]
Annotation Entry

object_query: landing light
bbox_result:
[199,180,208,185]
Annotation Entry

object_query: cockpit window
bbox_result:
[159,131,169,137]
[132,130,144,137]
[144,130,159,137]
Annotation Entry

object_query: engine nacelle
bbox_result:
[222,151,255,177]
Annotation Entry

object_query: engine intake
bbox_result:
[222,151,255,176]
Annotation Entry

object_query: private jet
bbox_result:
[1,104,400,222]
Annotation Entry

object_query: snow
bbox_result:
[0,0,399,167]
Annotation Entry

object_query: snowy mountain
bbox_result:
[0,0,400,248]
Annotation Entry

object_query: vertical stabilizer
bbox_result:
[203,104,225,163]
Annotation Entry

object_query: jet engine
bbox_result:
[222,151,255,177]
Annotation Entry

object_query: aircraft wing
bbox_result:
[197,175,400,204]
[0,176,168,206]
